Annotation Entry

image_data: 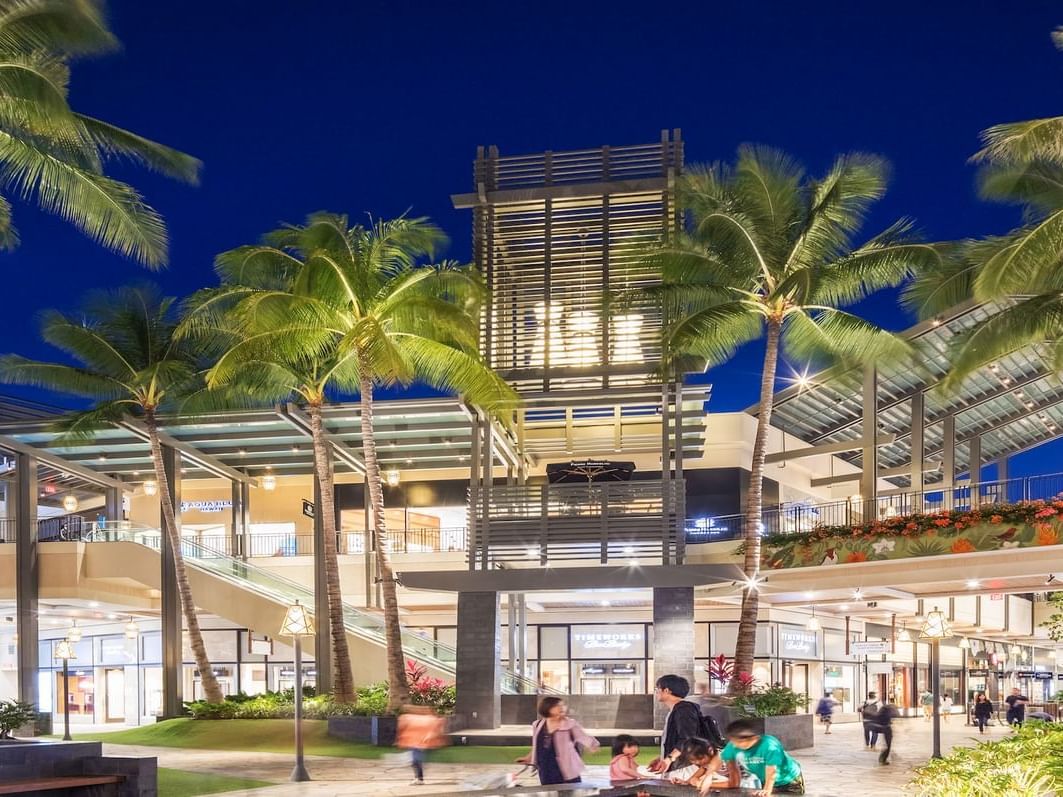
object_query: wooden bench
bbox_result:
[0,774,125,795]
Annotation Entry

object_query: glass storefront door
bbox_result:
[104,668,125,722]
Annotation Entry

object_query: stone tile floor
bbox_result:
[104,717,1012,796]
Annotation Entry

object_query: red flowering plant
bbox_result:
[707,653,733,686]
[730,671,757,694]
[405,659,456,714]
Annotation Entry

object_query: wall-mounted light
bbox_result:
[386,470,400,487]
[62,495,79,513]
[144,480,158,496]
[261,474,277,491]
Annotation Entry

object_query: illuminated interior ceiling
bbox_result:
[762,300,1063,488]
[0,397,518,484]
[514,384,711,465]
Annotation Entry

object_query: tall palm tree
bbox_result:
[0,284,225,703]
[0,0,199,265]
[653,146,939,683]
[182,213,514,708]
[904,28,1063,386]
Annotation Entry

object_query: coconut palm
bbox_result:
[653,146,940,683]
[182,213,514,708]
[0,0,199,264]
[0,284,225,703]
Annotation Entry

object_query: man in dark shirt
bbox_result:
[1005,688,1029,726]
[649,674,703,773]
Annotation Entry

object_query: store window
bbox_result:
[539,627,569,660]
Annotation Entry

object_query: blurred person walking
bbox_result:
[395,705,446,786]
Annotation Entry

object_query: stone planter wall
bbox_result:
[0,739,156,796]
[699,705,814,750]
[327,715,399,746]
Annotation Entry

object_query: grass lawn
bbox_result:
[158,768,273,797]
[74,718,642,766]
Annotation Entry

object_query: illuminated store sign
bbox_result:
[571,625,646,659]
[180,499,233,514]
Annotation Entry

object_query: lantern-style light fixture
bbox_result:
[280,601,314,637]
[897,623,912,643]
[805,606,820,632]
[143,480,158,496]
[958,637,971,650]
[385,469,400,487]
[920,606,952,640]
[62,494,79,512]
[54,639,76,661]
[124,616,140,639]
[261,474,277,491]
[66,620,82,643]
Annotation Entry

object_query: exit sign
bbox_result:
[990,593,1004,601]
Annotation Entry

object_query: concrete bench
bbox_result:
[0,774,125,795]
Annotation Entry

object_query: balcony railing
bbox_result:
[469,478,685,565]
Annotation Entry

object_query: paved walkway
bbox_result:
[107,717,1012,796]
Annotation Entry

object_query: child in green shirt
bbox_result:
[697,719,805,796]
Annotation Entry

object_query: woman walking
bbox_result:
[517,697,600,785]
[973,692,993,734]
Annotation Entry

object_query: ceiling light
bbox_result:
[62,495,79,513]
[920,606,952,640]
[261,474,277,491]
[966,579,980,589]
[804,591,814,600]
[840,604,850,611]
[66,620,82,643]
[853,589,863,600]
[958,637,971,649]
[806,607,820,631]
[897,625,911,643]
[143,480,158,496]
[291,445,300,453]
[386,470,400,487]
[87,602,99,609]
[124,617,140,639]
[600,600,610,607]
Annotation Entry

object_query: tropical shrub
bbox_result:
[0,699,36,738]
[907,721,1063,796]
[731,686,809,718]
[405,660,457,714]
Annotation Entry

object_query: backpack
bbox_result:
[861,701,879,721]
[698,712,727,751]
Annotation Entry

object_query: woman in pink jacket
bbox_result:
[516,697,600,785]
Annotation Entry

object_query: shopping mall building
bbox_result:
[1,131,1062,729]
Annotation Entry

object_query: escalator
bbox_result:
[82,524,542,694]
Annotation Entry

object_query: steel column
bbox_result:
[860,368,878,519]
[160,446,183,718]
[942,415,956,509]
[14,452,38,708]
[312,474,333,695]
[968,435,981,506]
[517,593,527,677]
[661,382,672,564]
[103,486,122,523]
[507,595,517,672]
[910,392,925,512]
[674,380,685,565]
[231,480,249,560]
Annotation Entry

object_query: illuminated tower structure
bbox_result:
[453,131,706,569]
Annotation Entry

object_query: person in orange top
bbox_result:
[395,705,447,786]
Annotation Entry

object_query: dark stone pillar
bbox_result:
[103,486,122,523]
[456,591,501,729]
[15,453,38,708]
[653,586,695,728]
[313,474,333,695]
[160,446,183,717]
[231,480,249,560]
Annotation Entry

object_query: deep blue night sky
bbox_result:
[3,0,1062,474]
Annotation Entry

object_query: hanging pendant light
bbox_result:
[897,623,912,643]
[806,606,820,631]
[124,616,140,639]
[66,620,82,643]
[143,480,158,496]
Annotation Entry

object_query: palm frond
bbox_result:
[782,308,914,369]
[900,243,979,319]
[0,354,127,398]
[394,335,517,411]
[75,114,201,184]
[51,399,132,443]
[972,216,1063,299]
[0,0,116,56]
[665,301,763,369]
[974,117,1063,165]
[38,308,138,378]
[978,159,1063,216]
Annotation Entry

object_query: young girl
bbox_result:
[609,734,641,781]
[669,737,721,789]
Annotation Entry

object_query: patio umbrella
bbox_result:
[546,460,636,483]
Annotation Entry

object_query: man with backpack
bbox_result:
[649,674,725,773]
[860,692,881,749]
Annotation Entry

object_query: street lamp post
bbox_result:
[53,639,75,741]
[280,600,314,782]
[920,606,952,759]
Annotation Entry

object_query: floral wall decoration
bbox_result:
[747,499,1063,569]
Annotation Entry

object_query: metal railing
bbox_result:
[79,523,545,695]
[686,471,1063,544]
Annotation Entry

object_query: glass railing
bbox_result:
[82,523,546,695]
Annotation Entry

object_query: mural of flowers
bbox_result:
[951,538,976,554]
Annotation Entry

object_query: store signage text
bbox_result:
[180,499,232,514]
[850,640,891,655]
[779,628,818,657]
[969,669,990,677]
[572,632,642,651]
[612,665,637,675]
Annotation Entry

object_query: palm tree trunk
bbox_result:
[732,318,782,689]
[144,408,224,704]
[307,401,356,704]
[359,375,411,712]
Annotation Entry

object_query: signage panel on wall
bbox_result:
[850,640,891,656]
[779,627,818,658]
[570,625,646,659]
[180,499,232,514]
[302,500,315,519]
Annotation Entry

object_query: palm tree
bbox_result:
[904,28,1063,387]
[653,146,940,683]
[0,284,225,703]
[182,213,514,708]
[0,0,199,265]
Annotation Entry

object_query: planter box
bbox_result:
[328,715,399,746]
[699,705,814,750]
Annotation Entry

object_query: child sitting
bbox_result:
[666,737,725,789]
[609,734,641,781]
[697,719,805,796]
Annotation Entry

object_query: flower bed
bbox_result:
[753,499,1063,569]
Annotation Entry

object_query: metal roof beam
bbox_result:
[810,460,941,487]
[276,403,366,476]
[765,434,896,464]
[0,435,131,492]
[118,420,257,486]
